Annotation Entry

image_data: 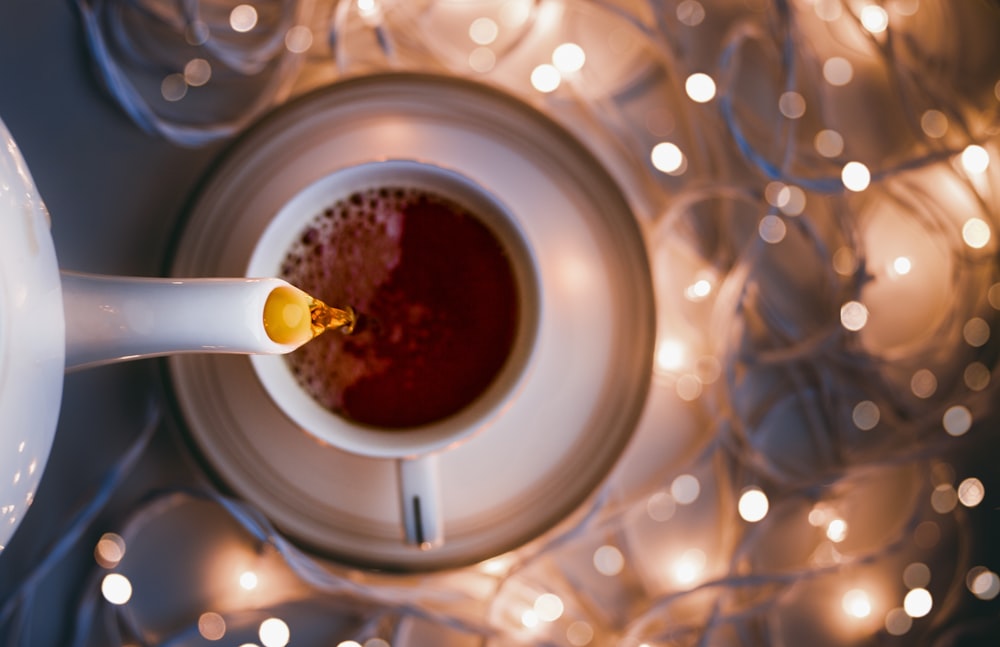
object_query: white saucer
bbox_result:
[167,73,654,570]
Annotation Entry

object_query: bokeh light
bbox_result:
[903,588,932,618]
[841,161,871,191]
[685,73,716,103]
[842,589,872,618]
[552,42,585,73]
[738,487,769,522]
[101,573,132,605]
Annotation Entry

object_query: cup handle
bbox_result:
[397,454,444,549]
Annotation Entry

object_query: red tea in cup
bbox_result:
[279,185,520,429]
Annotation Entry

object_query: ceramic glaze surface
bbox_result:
[0,118,65,550]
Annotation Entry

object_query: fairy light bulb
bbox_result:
[534,593,565,622]
[671,474,700,504]
[655,338,686,372]
[531,64,561,93]
[552,43,585,73]
[826,518,848,543]
[101,573,133,605]
[469,17,499,45]
[823,57,853,86]
[672,548,707,584]
[259,617,290,647]
[891,256,912,276]
[199,612,227,641]
[961,145,990,174]
[842,589,872,618]
[962,218,991,249]
[841,161,871,191]
[903,588,932,618]
[229,4,258,32]
[840,300,869,331]
[651,142,685,174]
[239,570,259,590]
[738,488,769,522]
[860,5,889,33]
[685,73,716,103]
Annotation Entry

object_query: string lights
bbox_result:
[5,0,999,645]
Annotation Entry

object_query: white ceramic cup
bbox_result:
[247,160,540,549]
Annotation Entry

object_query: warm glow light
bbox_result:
[534,593,565,622]
[779,185,806,215]
[647,491,677,521]
[738,488,769,522]
[468,17,499,45]
[676,375,702,401]
[963,317,990,346]
[184,58,211,87]
[852,400,879,430]
[685,278,713,301]
[962,218,991,249]
[469,48,496,73]
[671,474,701,504]
[911,369,937,398]
[841,161,871,191]
[969,568,1000,600]
[101,573,133,605]
[530,64,561,93]
[833,246,857,275]
[958,477,985,507]
[891,256,911,276]
[651,142,684,174]
[842,589,872,618]
[567,621,595,646]
[552,42,586,73]
[160,74,187,102]
[239,570,259,590]
[593,545,625,576]
[885,608,913,636]
[229,4,258,32]
[259,617,290,647]
[943,405,972,436]
[960,144,990,174]
[903,588,932,618]
[778,91,806,119]
[521,609,539,628]
[677,0,706,25]
[95,532,126,568]
[964,362,991,391]
[826,518,848,543]
[931,483,958,514]
[840,300,869,331]
[284,25,313,53]
[199,612,227,641]
[685,73,716,103]
[655,338,686,372]
[815,129,844,157]
[860,5,889,33]
[814,0,842,21]
[920,110,948,138]
[672,549,707,584]
[903,563,931,589]
[758,214,787,244]
[337,642,362,647]
[823,57,853,86]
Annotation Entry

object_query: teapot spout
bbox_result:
[61,272,331,372]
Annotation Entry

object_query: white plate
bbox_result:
[167,73,654,570]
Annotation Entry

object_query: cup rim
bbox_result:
[248,158,541,459]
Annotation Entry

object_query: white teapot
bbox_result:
[0,116,342,550]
